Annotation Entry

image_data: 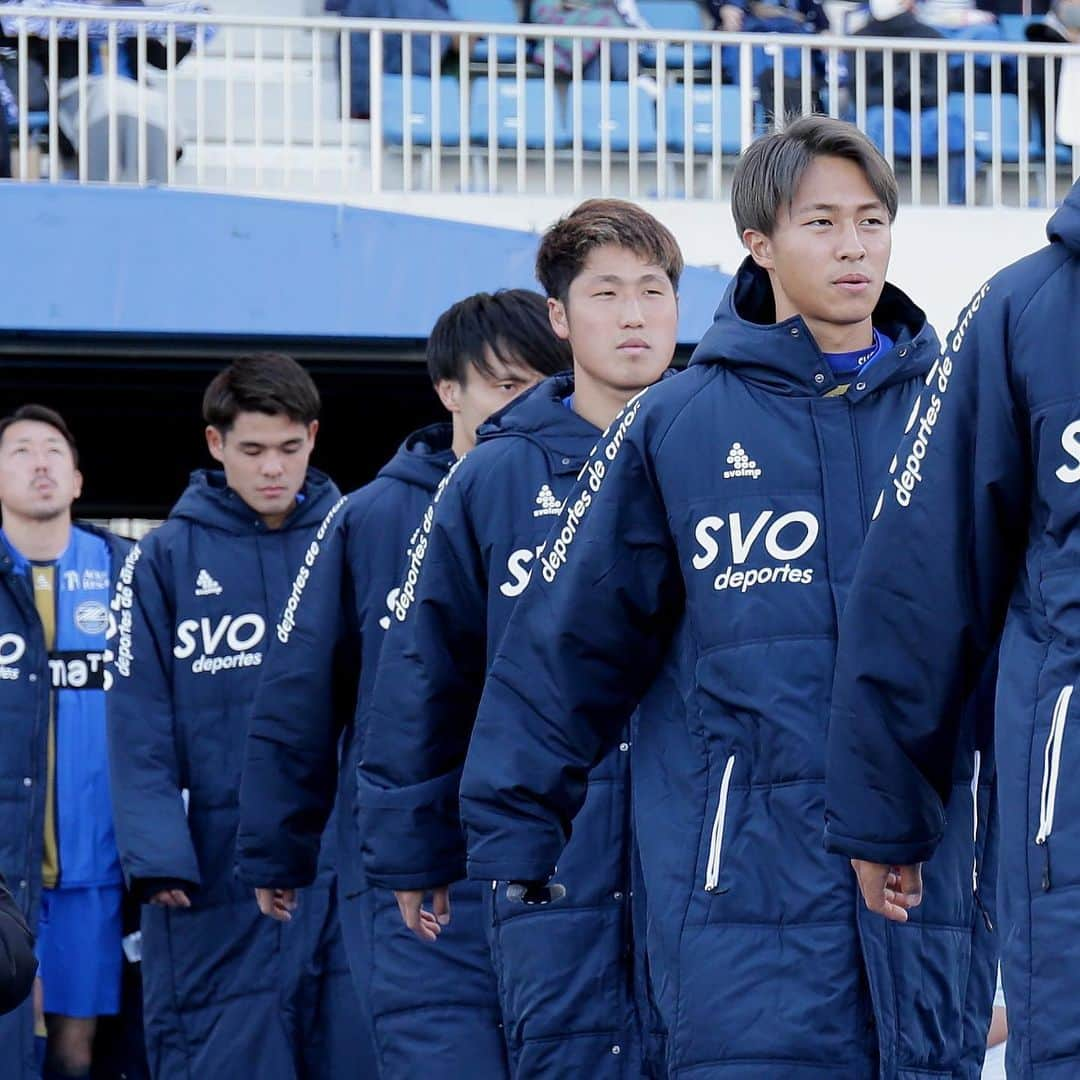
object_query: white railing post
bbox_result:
[0,10,1071,209]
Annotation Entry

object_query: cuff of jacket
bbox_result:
[235,829,319,891]
[357,767,467,889]
[130,876,200,904]
[465,854,559,883]
[822,826,942,866]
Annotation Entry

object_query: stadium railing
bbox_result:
[1,4,1076,207]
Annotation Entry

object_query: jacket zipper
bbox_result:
[970,749,992,930]
[704,754,736,893]
[1036,685,1073,891]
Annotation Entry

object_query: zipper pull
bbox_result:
[974,890,994,932]
[1042,842,1052,892]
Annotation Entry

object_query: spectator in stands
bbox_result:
[0,65,12,177]
[1026,0,1080,148]
[0,404,131,1080]
[704,0,828,115]
[0,1,198,182]
[527,0,649,80]
[850,0,948,112]
[329,0,455,119]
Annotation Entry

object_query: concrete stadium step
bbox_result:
[154,58,343,144]
[175,134,374,190]
[200,1,363,62]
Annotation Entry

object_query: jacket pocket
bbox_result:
[1035,684,1073,889]
[704,754,736,893]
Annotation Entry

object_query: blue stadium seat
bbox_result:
[25,111,49,134]
[469,76,568,149]
[449,0,523,64]
[865,102,965,160]
[953,92,1023,163]
[574,81,658,153]
[637,0,712,71]
[995,14,1032,41]
[382,75,462,147]
[664,83,743,154]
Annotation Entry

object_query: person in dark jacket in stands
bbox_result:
[850,0,949,112]
[107,354,367,1080]
[0,68,12,178]
[357,199,681,1079]
[456,117,997,1079]
[237,290,571,1079]
[825,180,1080,1080]
[0,405,131,1080]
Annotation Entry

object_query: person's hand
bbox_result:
[394,886,451,942]
[720,4,744,31]
[149,888,191,909]
[850,860,923,922]
[255,887,298,922]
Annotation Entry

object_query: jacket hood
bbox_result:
[169,468,340,534]
[376,422,455,494]
[1048,179,1080,255]
[689,258,937,396]
[475,372,603,467]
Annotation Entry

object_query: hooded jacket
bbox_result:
[235,425,506,1080]
[107,468,366,1080]
[237,423,456,899]
[459,262,997,1079]
[825,180,1080,1080]
[358,373,647,1079]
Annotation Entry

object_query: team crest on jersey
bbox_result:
[74,600,110,635]
[63,569,111,592]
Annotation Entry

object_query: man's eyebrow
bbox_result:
[794,201,885,214]
[590,272,667,284]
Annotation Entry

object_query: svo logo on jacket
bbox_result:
[0,634,27,681]
[1056,420,1080,484]
[498,545,545,598]
[173,613,266,675]
[691,510,820,593]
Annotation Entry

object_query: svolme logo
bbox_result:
[532,484,562,518]
[722,442,762,480]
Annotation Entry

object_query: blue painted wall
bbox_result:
[0,183,728,345]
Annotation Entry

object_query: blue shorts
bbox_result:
[36,884,123,1018]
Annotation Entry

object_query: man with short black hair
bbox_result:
[457,117,997,1077]
[0,404,130,1080]
[107,354,365,1079]
[237,290,570,1079]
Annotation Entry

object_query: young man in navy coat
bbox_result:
[236,289,571,1079]
[107,354,365,1080]
[458,118,998,1079]
[826,180,1080,1080]
[357,199,682,1078]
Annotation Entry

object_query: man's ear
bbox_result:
[306,419,320,448]
[435,379,462,414]
[743,228,775,271]
[547,297,571,342]
[205,424,226,463]
[72,469,84,502]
